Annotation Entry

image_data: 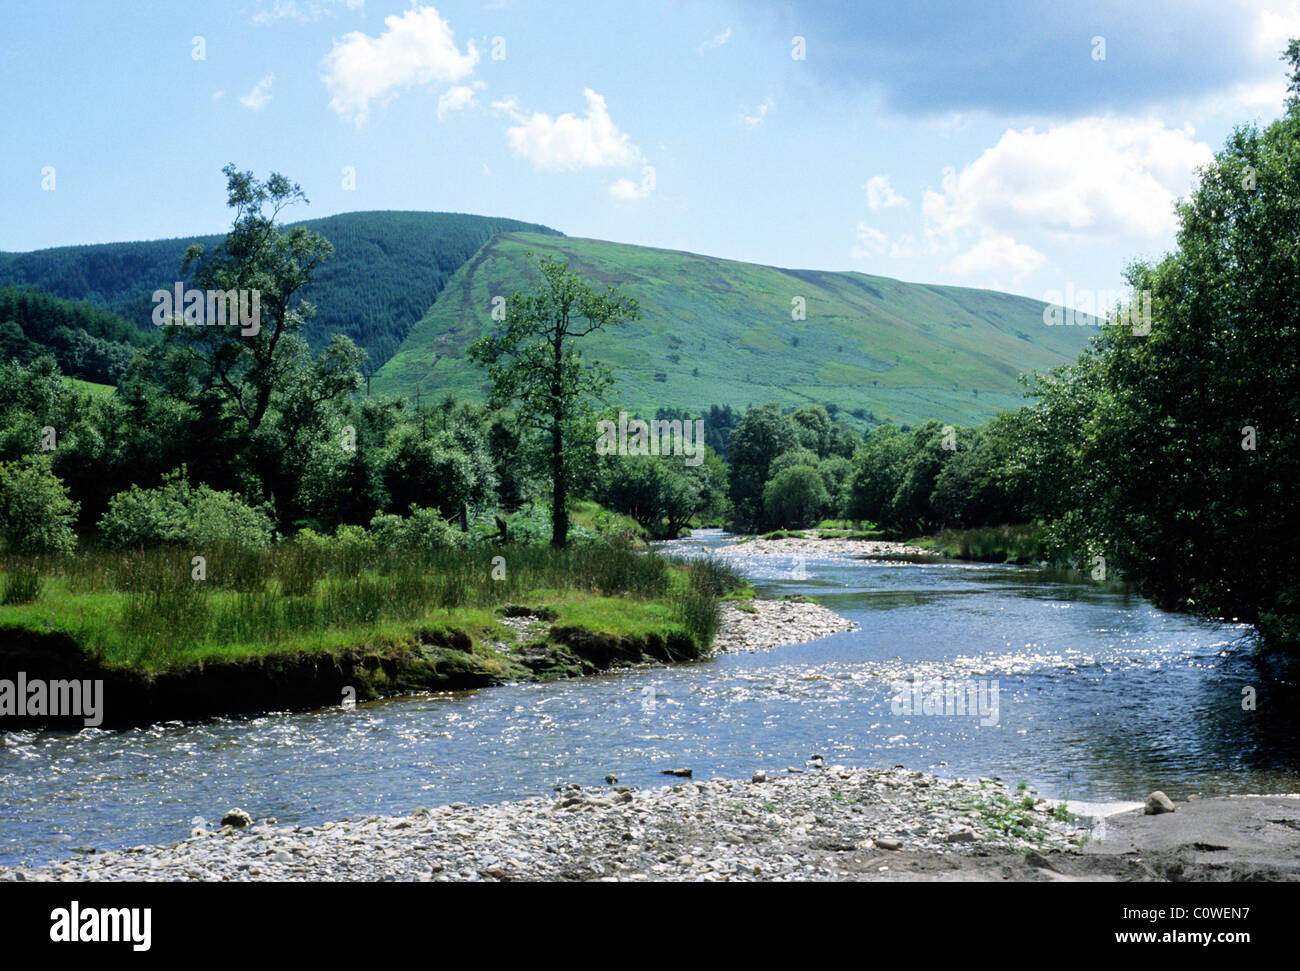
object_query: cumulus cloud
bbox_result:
[437,81,485,121]
[498,88,644,171]
[742,99,773,129]
[922,117,1214,250]
[864,174,907,210]
[610,165,657,201]
[322,5,478,125]
[947,232,1047,278]
[239,74,275,110]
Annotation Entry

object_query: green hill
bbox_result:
[375,233,1093,427]
[0,211,562,371]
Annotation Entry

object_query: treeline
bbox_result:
[0,286,150,384]
[0,211,562,371]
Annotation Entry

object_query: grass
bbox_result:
[0,541,745,674]
[762,530,805,540]
[373,232,1093,429]
[914,524,1047,564]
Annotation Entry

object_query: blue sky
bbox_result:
[2,0,1297,306]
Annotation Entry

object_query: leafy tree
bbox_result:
[468,255,639,546]
[0,456,79,555]
[726,403,799,531]
[1019,42,1300,646]
[762,465,828,529]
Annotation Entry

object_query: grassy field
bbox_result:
[61,376,115,397]
[0,542,746,675]
[375,233,1094,428]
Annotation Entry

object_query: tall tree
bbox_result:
[174,165,338,438]
[164,165,363,520]
[468,256,639,546]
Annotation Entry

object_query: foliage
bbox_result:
[0,455,80,555]
[98,469,275,549]
[468,255,640,546]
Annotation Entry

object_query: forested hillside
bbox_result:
[0,286,151,384]
[0,211,562,370]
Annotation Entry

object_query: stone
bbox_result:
[662,768,693,778]
[1144,791,1176,815]
[221,808,253,828]
[605,774,618,785]
[875,838,903,851]
[751,771,767,783]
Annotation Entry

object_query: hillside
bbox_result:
[375,233,1094,427]
[0,212,562,370]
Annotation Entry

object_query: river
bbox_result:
[3,529,1297,867]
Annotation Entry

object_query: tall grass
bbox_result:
[0,538,737,666]
[931,524,1047,564]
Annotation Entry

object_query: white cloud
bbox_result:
[437,81,485,121]
[239,74,275,110]
[741,99,773,129]
[253,0,364,26]
[1254,2,1300,53]
[947,232,1047,279]
[851,222,917,260]
[322,5,478,125]
[922,117,1214,247]
[610,165,656,201]
[864,174,907,210]
[211,90,226,103]
[699,27,732,53]
[851,223,890,258]
[500,88,643,171]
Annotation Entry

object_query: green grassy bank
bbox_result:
[0,542,747,729]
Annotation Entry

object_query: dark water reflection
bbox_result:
[2,530,1296,866]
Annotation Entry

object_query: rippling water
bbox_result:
[3,529,1297,867]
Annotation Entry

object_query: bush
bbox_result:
[0,456,80,556]
[98,470,274,549]
[368,505,463,551]
[761,465,828,530]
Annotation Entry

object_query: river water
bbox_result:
[3,530,1297,867]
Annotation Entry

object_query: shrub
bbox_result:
[0,456,80,556]
[98,470,274,549]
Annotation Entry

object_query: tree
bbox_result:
[762,465,828,530]
[1021,41,1300,647]
[726,404,798,531]
[0,456,80,555]
[167,166,363,520]
[468,256,639,546]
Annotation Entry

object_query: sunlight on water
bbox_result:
[2,529,1295,867]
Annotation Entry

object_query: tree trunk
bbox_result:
[551,417,568,547]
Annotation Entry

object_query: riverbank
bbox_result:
[0,586,856,729]
[6,765,1294,882]
[713,534,934,560]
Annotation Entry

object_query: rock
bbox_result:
[751,771,767,783]
[944,828,977,843]
[221,808,253,828]
[1144,791,1176,815]
[662,768,693,778]
[605,774,618,785]
[875,838,903,851]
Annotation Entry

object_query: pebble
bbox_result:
[0,766,1092,883]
